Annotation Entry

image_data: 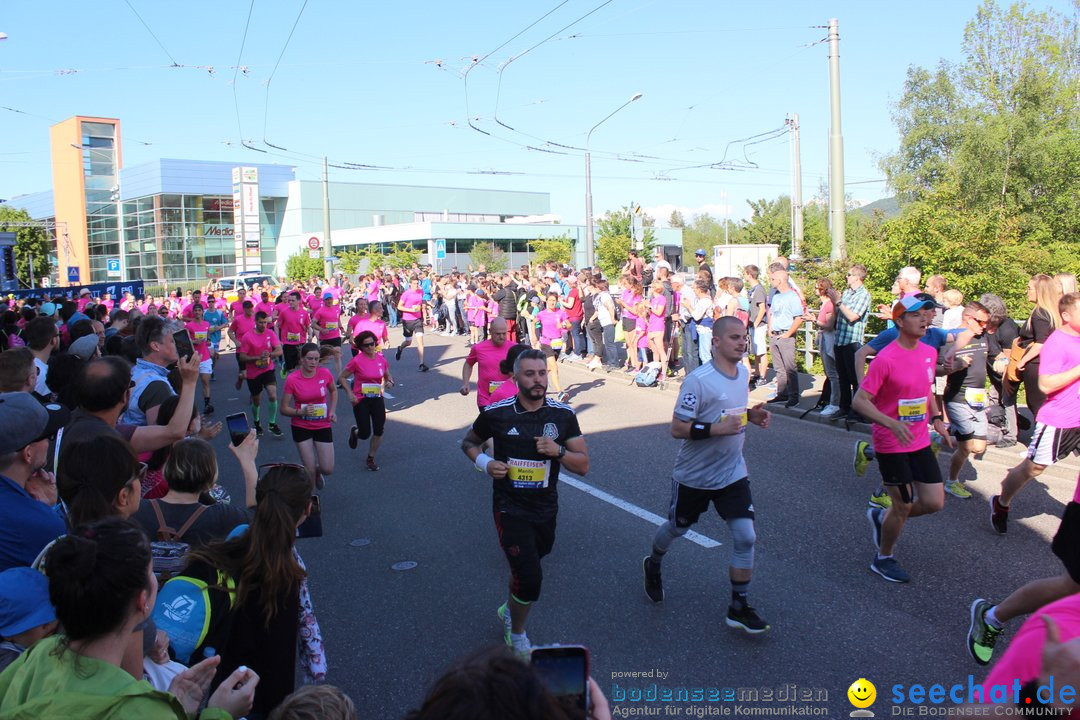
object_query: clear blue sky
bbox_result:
[0,1,1071,225]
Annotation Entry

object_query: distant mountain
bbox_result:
[854,196,900,218]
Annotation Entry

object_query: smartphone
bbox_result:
[173,329,195,361]
[225,412,249,447]
[531,644,589,714]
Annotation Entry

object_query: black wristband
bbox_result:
[690,422,711,440]
[931,415,944,424]
[557,445,567,459]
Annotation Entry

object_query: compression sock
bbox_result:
[268,400,278,423]
[731,581,750,610]
[251,404,260,423]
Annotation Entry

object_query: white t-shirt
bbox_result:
[33,357,51,397]
[595,291,614,327]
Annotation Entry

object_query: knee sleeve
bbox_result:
[652,520,688,555]
[728,518,756,569]
[510,559,543,603]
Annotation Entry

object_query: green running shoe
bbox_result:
[967,599,1003,666]
[497,602,512,647]
[868,489,892,510]
[853,440,873,477]
[945,480,972,499]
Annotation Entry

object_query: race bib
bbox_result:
[488,380,505,395]
[324,322,338,331]
[255,357,269,368]
[965,388,988,409]
[192,332,207,344]
[898,397,927,423]
[506,457,550,489]
[723,406,749,429]
[303,403,328,420]
[549,338,564,350]
[286,331,302,343]
[360,383,382,397]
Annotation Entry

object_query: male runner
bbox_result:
[396,278,428,371]
[237,311,283,436]
[202,297,227,380]
[854,296,955,583]
[988,290,1080,534]
[642,316,772,633]
[228,301,256,391]
[229,287,249,320]
[312,292,344,377]
[460,317,512,408]
[277,291,311,378]
[942,302,993,499]
[460,348,589,657]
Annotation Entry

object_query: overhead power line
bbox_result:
[120,0,180,66]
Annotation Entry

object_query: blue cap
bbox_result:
[0,567,56,637]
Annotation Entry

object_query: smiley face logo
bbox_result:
[847,678,876,709]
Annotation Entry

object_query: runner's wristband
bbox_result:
[931,415,944,424]
[475,453,494,473]
[690,422,711,440]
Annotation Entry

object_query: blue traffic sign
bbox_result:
[106,258,121,277]
[67,266,80,283]
[435,238,446,259]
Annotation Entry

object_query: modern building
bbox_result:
[11,115,683,286]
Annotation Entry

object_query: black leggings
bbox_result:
[1021,360,1047,419]
[352,396,386,439]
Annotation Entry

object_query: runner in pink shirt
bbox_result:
[312,293,343,377]
[348,301,389,357]
[281,342,338,490]
[228,301,256,390]
[340,329,395,471]
[395,278,428,371]
[305,288,323,315]
[460,317,512,408]
[466,287,488,346]
[254,292,276,326]
[488,343,529,404]
[276,291,311,377]
[236,310,283,437]
[365,277,381,303]
[537,293,571,403]
[229,287,249,320]
[184,303,215,414]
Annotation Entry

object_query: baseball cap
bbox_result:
[0,567,56,637]
[68,334,100,361]
[39,302,56,317]
[0,393,70,455]
[891,296,935,322]
[695,249,706,257]
[913,292,945,309]
[322,292,333,299]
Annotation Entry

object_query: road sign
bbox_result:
[308,236,321,250]
[67,266,80,284]
[435,238,446,259]
[308,249,320,259]
[106,258,121,278]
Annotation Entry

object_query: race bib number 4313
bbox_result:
[507,457,550,489]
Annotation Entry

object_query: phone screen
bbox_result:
[531,645,588,713]
[173,329,195,361]
[225,413,249,446]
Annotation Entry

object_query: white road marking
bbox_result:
[559,473,722,548]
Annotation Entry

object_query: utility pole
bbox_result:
[827,17,846,260]
[786,113,804,259]
[322,156,332,278]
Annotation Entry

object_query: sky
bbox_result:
[0,0,1073,226]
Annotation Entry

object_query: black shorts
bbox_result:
[541,343,562,360]
[402,319,424,338]
[622,317,636,332]
[320,337,342,348]
[1053,502,1080,584]
[282,343,301,371]
[352,396,386,439]
[494,510,556,603]
[876,446,943,487]
[291,425,333,443]
[668,477,754,528]
[246,369,276,396]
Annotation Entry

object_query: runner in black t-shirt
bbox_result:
[942,302,992,499]
[460,348,589,658]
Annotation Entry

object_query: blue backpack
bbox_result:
[152,570,237,664]
[634,363,660,387]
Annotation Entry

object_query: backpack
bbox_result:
[149,500,210,580]
[152,569,237,664]
[634,362,661,387]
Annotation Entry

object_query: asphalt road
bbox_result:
[201,330,1080,718]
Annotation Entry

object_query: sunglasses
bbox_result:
[360,341,376,348]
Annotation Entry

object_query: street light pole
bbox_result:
[585,92,643,269]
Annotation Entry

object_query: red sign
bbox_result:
[307,236,321,250]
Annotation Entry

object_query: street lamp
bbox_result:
[585,92,642,269]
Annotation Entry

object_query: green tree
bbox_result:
[285,251,325,281]
[468,241,508,273]
[384,242,422,270]
[667,210,685,228]
[0,206,53,287]
[681,213,724,260]
[528,235,574,265]
[595,205,656,279]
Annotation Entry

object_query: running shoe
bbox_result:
[866,507,883,551]
[990,495,1009,534]
[945,480,972,499]
[280,366,287,379]
[930,430,943,458]
[366,456,379,471]
[510,635,532,661]
[203,403,215,415]
[995,438,1018,449]
[642,556,664,603]
[254,422,264,438]
[867,490,892,510]
[314,471,325,490]
[497,602,512,646]
[820,404,842,417]
[853,440,873,477]
[725,604,770,634]
[348,425,358,450]
[967,599,1003,665]
[870,556,910,583]
[556,391,570,403]
[268,423,283,437]
[419,363,429,372]
[395,345,403,361]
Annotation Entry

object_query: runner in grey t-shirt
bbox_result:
[642,316,773,633]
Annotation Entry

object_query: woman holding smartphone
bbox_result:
[281,343,337,490]
[339,330,394,471]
